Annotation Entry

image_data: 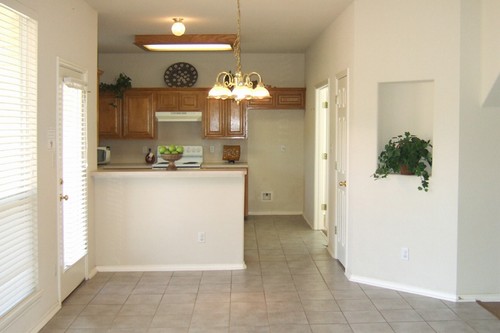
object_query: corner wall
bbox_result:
[2,0,97,332]
[348,0,462,298]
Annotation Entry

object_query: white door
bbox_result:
[57,59,89,301]
[315,83,330,232]
[335,70,348,267]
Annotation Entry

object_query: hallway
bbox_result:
[41,215,500,332]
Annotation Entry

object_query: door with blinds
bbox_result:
[57,59,88,301]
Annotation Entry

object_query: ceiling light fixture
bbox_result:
[171,18,185,36]
[134,34,236,52]
[208,0,270,103]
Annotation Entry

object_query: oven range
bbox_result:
[151,145,203,169]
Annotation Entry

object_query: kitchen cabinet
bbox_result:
[155,88,206,111]
[246,87,305,110]
[204,99,246,139]
[98,89,156,139]
[98,92,122,138]
[122,90,156,139]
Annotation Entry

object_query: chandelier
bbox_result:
[208,0,270,103]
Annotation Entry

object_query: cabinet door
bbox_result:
[275,89,305,109]
[179,91,203,111]
[122,91,156,139]
[98,93,121,138]
[204,99,225,138]
[226,100,246,138]
[155,91,178,111]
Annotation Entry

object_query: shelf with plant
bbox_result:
[373,132,432,191]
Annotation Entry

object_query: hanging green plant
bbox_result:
[373,132,432,191]
[99,73,132,98]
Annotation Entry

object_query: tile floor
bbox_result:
[41,215,500,333]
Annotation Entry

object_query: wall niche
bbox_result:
[377,80,434,152]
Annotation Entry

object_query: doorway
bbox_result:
[334,70,349,267]
[315,82,330,233]
[57,59,89,301]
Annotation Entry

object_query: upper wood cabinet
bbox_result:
[155,88,207,111]
[246,88,305,110]
[122,90,156,139]
[98,92,122,139]
[204,99,246,139]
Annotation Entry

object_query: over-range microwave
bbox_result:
[97,146,111,165]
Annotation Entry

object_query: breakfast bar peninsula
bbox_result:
[92,169,246,272]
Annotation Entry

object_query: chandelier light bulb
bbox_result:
[171,18,185,36]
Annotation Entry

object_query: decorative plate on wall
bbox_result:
[163,62,198,87]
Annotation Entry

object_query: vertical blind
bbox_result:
[0,3,38,317]
[60,74,88,269]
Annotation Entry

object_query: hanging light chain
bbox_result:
[233,0,242,73]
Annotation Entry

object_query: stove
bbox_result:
[152,145,203,169]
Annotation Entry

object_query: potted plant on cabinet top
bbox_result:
[373,132,433,191]
[99,72,132,98]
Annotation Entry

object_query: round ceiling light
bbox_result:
[171,18,185,36]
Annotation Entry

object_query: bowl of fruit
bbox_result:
[159,145,184,171]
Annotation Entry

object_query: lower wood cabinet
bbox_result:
[204,99,246,139]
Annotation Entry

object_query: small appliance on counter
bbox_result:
[97,146,111,165]
[152,145,203,170]
[222,145,240,164]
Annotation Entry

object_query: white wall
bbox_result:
[304,5,354,233]
[457,0,500,299]
[305,0,500,301]
[349,0,462,299]
[98,52,304,88]
[2,0,97,332]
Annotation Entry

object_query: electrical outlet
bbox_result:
[401,247,409,261]
[261,192,272,201]
[198,232,206,243]
[210,145,215,153]
[142,146,149,154]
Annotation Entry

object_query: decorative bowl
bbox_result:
[160,154,183,171]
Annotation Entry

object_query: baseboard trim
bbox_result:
[348,273,459,302]
[248,211,303,216]
[459,294,500,302]
[96,263,247,272]
[29,301,60,333]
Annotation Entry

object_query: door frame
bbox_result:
[314,80,330,231]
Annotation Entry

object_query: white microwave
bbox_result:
[97,146,111,165]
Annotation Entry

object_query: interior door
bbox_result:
[335,70,348,267]
[58,60,89,301]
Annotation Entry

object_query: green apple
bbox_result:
[168,144,176,153]
[159,146,167,154]
[176,146,184,153]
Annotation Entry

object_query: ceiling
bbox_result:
[84,0,352,54]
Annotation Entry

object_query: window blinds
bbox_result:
[60,75,88,269]
[0,3,38,317]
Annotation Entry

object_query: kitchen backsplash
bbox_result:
[99,122,248,164]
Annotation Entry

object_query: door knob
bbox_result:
[59,194,69,201]
[338,181,347,187]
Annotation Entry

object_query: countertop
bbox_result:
[99,161,248,170]
[202,162,248,168]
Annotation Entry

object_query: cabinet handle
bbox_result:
[338,181,347,187]
[59,194,69,201]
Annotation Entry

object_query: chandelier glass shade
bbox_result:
[208,0,270,103]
